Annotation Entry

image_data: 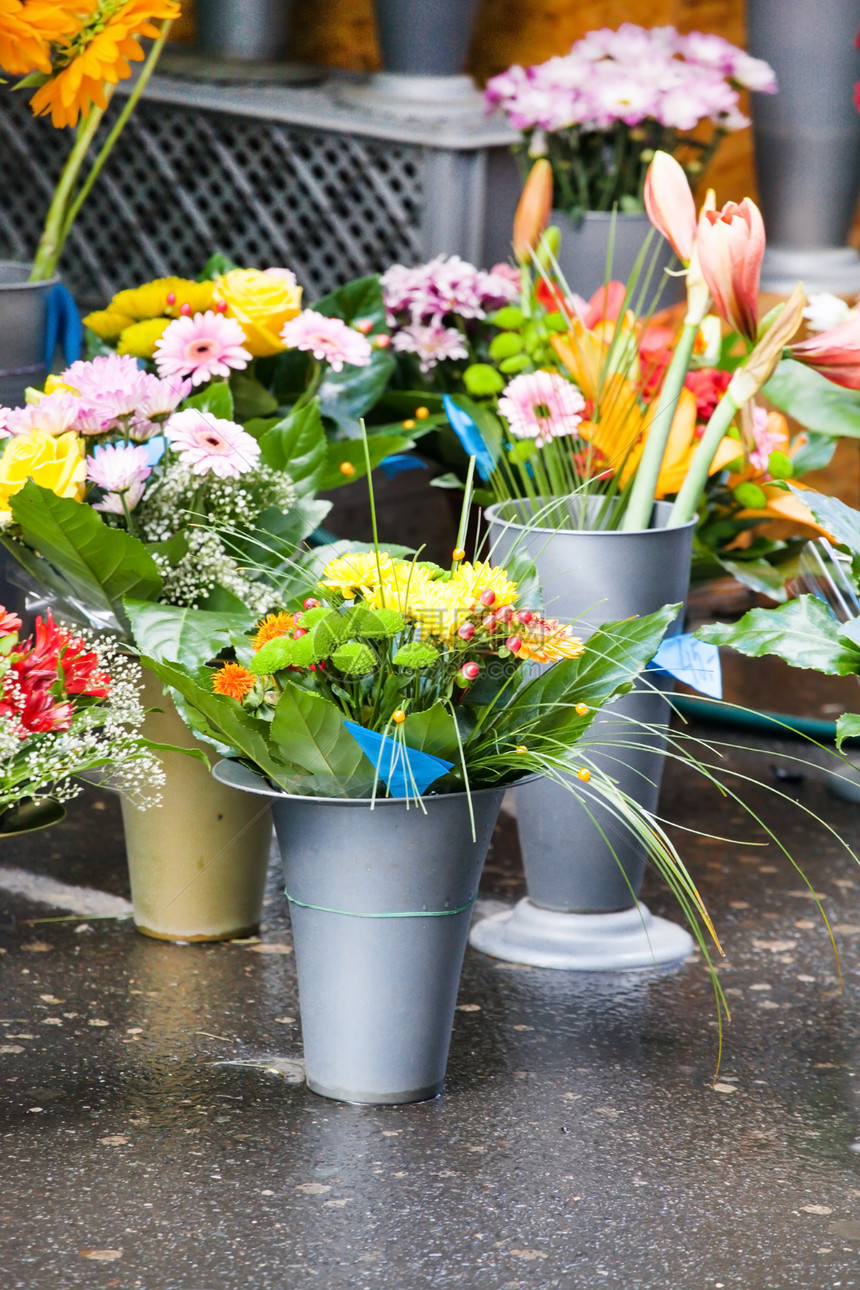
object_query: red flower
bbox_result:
[0,606,22,636]
[0,612,110,736]
[684,368,733,422]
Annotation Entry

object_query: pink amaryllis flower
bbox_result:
[644,150,697,264]
[87,443,152,514]
[154,311,251,386]
[280,311,373,372]
[788,314,860,390]
[696,198,765,340]
[165,409,261,478]
[498,371,586,447]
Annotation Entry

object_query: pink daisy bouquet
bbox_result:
[0,349,323,637]
[484,23,777,218]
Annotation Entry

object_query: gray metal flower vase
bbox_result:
[469,498,695,971]
[214,761,507,1105]
[196,0,293,61]
[552,212,685,307]
[747,0,860,293]
[0,263,58,408]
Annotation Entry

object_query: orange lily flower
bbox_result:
[620,388,741,498]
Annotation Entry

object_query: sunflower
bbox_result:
[212,662,255,702]
[0,0,89,77]
[29,0,180,128]
[252,612,295,653]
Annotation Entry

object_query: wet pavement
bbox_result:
[4,701,860,1286]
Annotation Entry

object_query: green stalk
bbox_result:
[620,320,698,531]
[29,103,107,282]
[58,22,173,249]
[668,390,740,527]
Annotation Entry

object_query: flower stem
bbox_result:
[620,319,698,531]
[29,103,107,282]
[58,22,173,251]
[667,390,740,527]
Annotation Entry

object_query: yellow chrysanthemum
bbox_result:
[110,276,216,323]
[320,551,394,598]
[399,577,466,642]
[252,611,295,652]
[29,0,181,129]
[82,307,137,341]
[116,316,170,359]
[366,560,433,614]
[0,0,91,77]
[449,561,518,610]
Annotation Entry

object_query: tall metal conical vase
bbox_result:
[747,0,860,292]
[215,761,508,1105]
[470,498,696,971]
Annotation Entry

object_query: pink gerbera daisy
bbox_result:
[498,372,586,448]
[154,311,251,387]
[87,443,152,514]
[165,409,261,479]
[280,310,372,373]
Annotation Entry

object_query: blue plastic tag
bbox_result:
[44,283,82,369]
[379,453,427,478]
[442,394,495,481]
[648,632,722,699]
[344,720,454,797]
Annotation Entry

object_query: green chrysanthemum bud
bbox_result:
[767,450,794,480]
[488,332,524,362]
[463,363,505,397]
[345,606,405,639]
[392,640,440,669]
[734,482,768,510]
[299,607,335,629]
[499,353,530,375]
[331,641,378,675]
[250,633,319,673]
[490,305,524,330]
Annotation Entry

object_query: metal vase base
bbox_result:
[760,245,860,295]
[334,73,484,122]
[469,898,694,971]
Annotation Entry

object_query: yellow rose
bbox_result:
[213,267,303,357]
[0,429,87,512]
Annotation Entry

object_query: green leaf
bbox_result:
[401,702,461,761]
[313,274,386,330]
[197,252,239,281]
[230,372,278,421]
[269,683,377,794]
[788,432,837,475]
[319,433,413,491]
[697,595,860,675]
[259,401,327,495]
[140,656,297,789]
[241,498,333,570]
[791,487,860,559]
[184,380,234,420]
[318,351,397,435]
[124,599,253,668]
[8,481,162,624]
[763,360,860,438]
[836,713,860,749]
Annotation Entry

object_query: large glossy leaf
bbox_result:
[763,360,860,438]
[9,481,162,620]
[319,433,413,491]
[313,274,386,330]
[184,380,234,420]
[259,401,327,495]
[318,350,396,435]
[836,712,860,749]
[401,702,462,763]
[484,605,680,742]
[125,599,254,668]
[239,498,333,571]
[141,656,296,789]
[269,683,377,795]
[698,595,860,675]
[794,488,860,559]
[230,372,278,420]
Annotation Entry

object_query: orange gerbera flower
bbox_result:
[252,611,295,652]
[29,0,180,128]
[212,662,255,702]
[0,0,89,75]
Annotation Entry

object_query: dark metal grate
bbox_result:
[0,93,424,308]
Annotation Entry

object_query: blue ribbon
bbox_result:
[647,632,722,699]
[344,720,454,797]
[44,283,82,368]
[442,395,494,481]
[379,453,428,478]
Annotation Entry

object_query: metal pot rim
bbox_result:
[484,497,695,539]
[0,261,60,290]
[212,757,537,804]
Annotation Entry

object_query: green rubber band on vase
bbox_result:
[284,890,478,919]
